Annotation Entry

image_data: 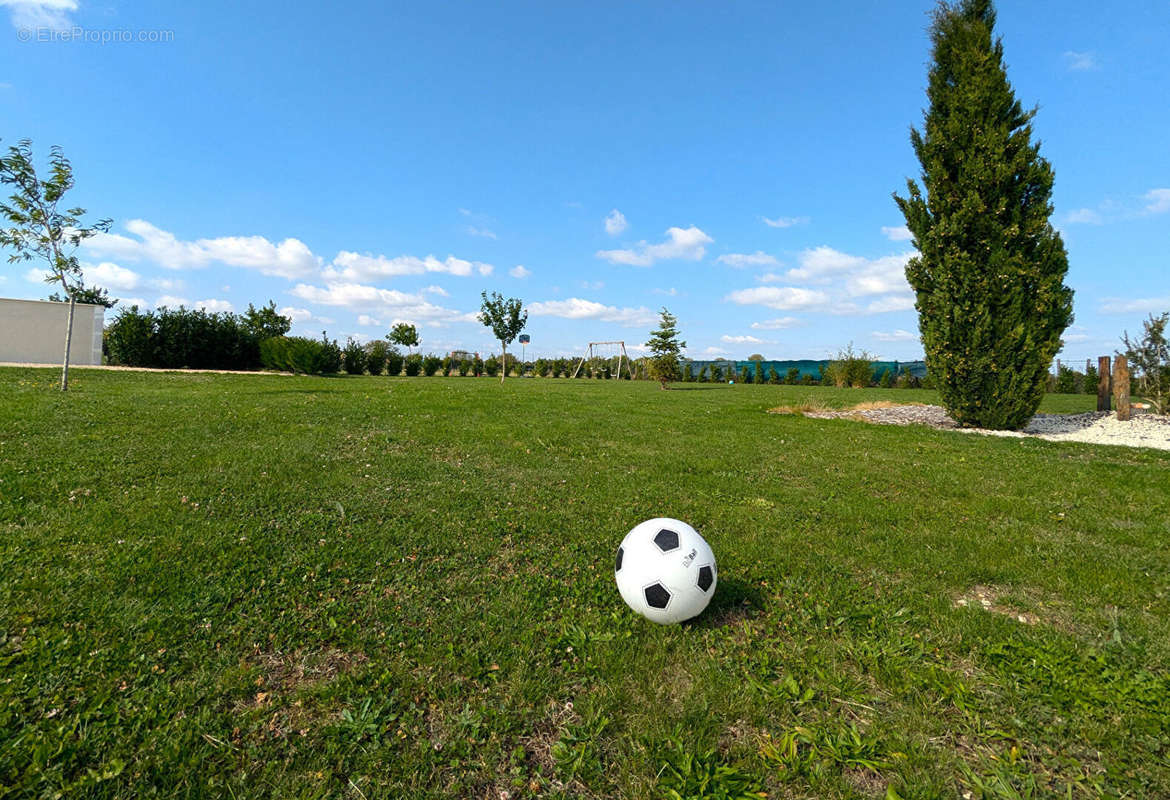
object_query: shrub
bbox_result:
[458,359,471,376]
[769,368,781,385]
[385,347,404,376]
[472,356,483,377]
[483,356,499,377]
[404,354,423,377]
[880,368,894,388]
[755,364,766,384]
[897,367,921,389]
[422,355,442,376]
[784,367,800,385]
[342,338,367,375]
[259,336,341,375]
[1122,312,1170,414]
[366,341,387,375]
[822,344,876,388]
[1054,365,1078,394]
[442,355,453,377]
[1083,363,1098,394]
[800,373,816,386]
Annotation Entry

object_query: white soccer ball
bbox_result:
[614,517,717,624]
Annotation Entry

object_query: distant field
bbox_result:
[2,369,1167,799]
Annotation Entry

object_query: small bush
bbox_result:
[880,368,894,388]
[784,367,800,385]
[1054,365,1078,394]
[441,356,453,377]
[404,354,423,377]
[484,356,499,377]
[1083,363,1099,394]
[456,359,469,376]
[343,338,367,375]
[422,355,442,376]
[385,347,404,376]
[366,341,387,376]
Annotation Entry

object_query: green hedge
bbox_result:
[259,336,342,375]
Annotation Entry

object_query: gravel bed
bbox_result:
[805,404,1170,451]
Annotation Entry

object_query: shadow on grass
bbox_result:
[686,575,766,630]
[667,387,722,392]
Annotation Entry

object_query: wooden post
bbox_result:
[1097,356,1111,412]
[1113,356,1130,421]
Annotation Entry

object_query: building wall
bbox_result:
[0,297,104,365]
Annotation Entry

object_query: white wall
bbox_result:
[0,297,104,365]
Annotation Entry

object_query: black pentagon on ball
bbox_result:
[644,582,671,609]
[615,546,624,572]
[653,528,680,552]
[697,565,714,592]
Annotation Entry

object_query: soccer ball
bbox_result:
[614,518,717,624]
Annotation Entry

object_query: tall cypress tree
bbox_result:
[894,0,1073,430]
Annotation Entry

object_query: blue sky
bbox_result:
[2,0,1167,363]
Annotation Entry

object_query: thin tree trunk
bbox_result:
[500,343,507,384]
[60,295,75,392]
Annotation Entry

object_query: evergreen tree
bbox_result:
[894,0,1073,429]
[645,307,685,389]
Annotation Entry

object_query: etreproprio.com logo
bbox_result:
[17,26,175,44]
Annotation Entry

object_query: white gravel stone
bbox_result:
[805,405,1170,451]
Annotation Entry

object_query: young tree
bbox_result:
[0,140,112,390]
[243,300,291,340]
[893,0,1073,429]
[388,322,420,358]
[1122,313,1170,414]
[478,291,527,383]
[646,307,685,389]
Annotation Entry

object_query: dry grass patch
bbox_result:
[954,585,1040,625]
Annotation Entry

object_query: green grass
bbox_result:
[2,369,1168,799]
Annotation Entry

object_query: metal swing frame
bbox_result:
[571,341,635,380]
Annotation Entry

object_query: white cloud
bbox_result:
[787,246,913,298]
[865,295,916,313]
[195,298,234,313]
[750,317,801,330]
[871,329,918,343]
[279,306,336,325]
[117,297,147,309]
[325,251,492,281]
[85,220,319,279]
[1143,188,1170,215]
[757,272,785,283]
[1100,296,1170,314]
[881,225,913,242]
[653,287,678,296]
[604,209,628,236]
[23,267,46,283]
[82,261,141,291]
[1065,208,1103,225]
[580,280,604,290]
[1,0,77,29]
[762,215,809,228]
[465,226,497,240]
[421,284,449,297]
[724,286,829,310]
[716,251,779,268]
[527,297,657,326]
[357,314,382,327]
[702,346,729,356]
[1063,51,1098,71]
[289,281,476,324]
[721,334,767,345]
[279,307,314,323]
[509,264,532,279]
[155,295,190,308]
[596,225,712,266]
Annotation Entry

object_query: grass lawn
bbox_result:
[2,368,1168,799]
